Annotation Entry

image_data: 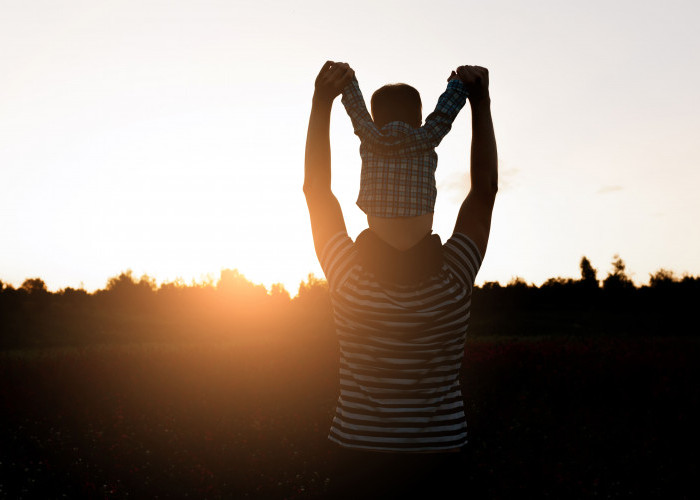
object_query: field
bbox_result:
[1,334,698,499]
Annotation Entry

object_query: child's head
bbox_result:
[371,84,422,129]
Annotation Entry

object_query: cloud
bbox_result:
[438,166,519,203]
[499,168,519,191]
[439,172,469,198]
[597,185,623,194]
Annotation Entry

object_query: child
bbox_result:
[341,70,469,250]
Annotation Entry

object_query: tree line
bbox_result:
[1,255,698,349]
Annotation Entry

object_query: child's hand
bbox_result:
[456,65,489,101]
[314,61,355,101]
[447,70,459,82]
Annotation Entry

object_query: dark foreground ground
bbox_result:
[1,335,698,499]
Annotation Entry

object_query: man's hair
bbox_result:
[371,84,422,129]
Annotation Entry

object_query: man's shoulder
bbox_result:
[442,232,483,287]
[443,232,483,260]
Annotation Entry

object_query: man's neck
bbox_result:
[366,213,434,251]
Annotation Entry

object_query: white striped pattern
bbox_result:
[319,231,482,452]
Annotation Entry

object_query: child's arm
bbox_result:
[340,76,393,146]
[413,77,470,149]
[340,69,469,152]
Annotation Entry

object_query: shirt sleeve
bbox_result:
[414,79,469,149]
[319,231,356,290]
[443,232,483,289]
[342,78,469,156]
[340,77,385,145]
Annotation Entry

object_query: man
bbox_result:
[303,61,497,498]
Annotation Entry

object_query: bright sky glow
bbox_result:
[2,0,699,294]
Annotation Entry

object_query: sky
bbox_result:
[1,0,699,294]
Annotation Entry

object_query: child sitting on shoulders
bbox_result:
[341,68,469,250]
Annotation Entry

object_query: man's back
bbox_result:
[320,230,483,452]
[304,60,497,495]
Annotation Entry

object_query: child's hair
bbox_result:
[371,84,422,129]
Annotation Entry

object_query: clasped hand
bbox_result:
[314,60,489,102]
[314,61,355,101]
[449,65,490,101]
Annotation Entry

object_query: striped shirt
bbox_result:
[341,78,469,218]
[319,231,483,452]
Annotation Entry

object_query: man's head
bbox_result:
[371,84,422,129]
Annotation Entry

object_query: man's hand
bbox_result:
[456,65,489,102]
[314,61,355,102]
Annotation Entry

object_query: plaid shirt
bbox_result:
[341,77,469,217]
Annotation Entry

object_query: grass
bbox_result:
[1,334,698,499]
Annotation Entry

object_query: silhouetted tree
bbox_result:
[58,287,89,302]
[579,257,599,289]
[294,273,331,326]
[21,278,48,295]
[481,281,502,290]
[3,255,700,350]
[217,269,268,309]
[507,276,531,289]
[105,270,154,293]
[100,270,157,312]
[649,269,677,289]
[269,283,291,302]
[542,277,575,288]
[603,254,634,291]
[296,273,329,301]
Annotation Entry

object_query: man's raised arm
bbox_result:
[453,65,498,258]
[303,61,354,261]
